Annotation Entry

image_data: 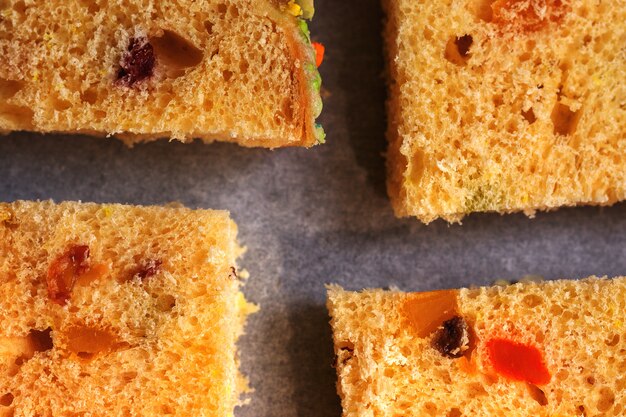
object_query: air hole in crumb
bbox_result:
[522,294,542,307]
[0,79,24,100]
[29,328,53,353]
[156,294,176,312]
[586,376,596,385]
[522,108,536,124]
[527,383,548,405]
[597,387,615,412]
[605,334,619,347]
[12,0,25,14]
[474,0,495,22]
[551,102,581,135]
[216,3,227,15]
[51,97,71,112]
[447,408,462,417]
[466,382,488,396]
[204,20,214,35]
[456,35,473,56]
[423,402,438,415]
[228,5,239,17]
[444,35,473,66]
[409,149,426,183]
[222,70,233,81]
[280,98,294,121]
[0,104,34,128]
[0,393,13,406]
[81,87,98,105]
[150,30,204,74]
[335,340,354,366]
[79,0,100,14]
[122,371,137,382]
[239,60,249,74]
[578,405,587,416]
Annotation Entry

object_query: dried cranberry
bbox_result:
[131,259,162,281]
[432,316,470,358]
[46,245,90,305]
[116,37,155,87]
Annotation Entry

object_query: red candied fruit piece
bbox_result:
[46,245,90,305]
[116,37,156,87]
[486,338,551,385]
[492,0,567,32]
[312,42,325,67]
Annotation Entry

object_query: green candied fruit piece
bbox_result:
[297,19,311,41]
[297,0,315,19]
[305,63,321,89]
[311,73,321,93]
[315,124,326,144]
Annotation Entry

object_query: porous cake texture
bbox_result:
[0,0,324,147]
[384,0,626,222]
[328,277,626,416]
[0,201,257,416]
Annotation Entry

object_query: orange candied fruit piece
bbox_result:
[64,325,125,360]
[491,0,568,32]
[401,289,460,338]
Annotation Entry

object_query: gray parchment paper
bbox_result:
[1,1,626,416]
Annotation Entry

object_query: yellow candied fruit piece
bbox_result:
[237,292,259,315]
[286,0,302,17]
[101,206,113,217]
[0,211,10,223]
[592,75,602,86]
[615,320,623,329]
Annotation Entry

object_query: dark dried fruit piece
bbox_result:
[46,245,90,305]
[130,259,162,281]
[432,316,470,358]
[116,37,155,87]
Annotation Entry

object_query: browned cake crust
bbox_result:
[0,201,257,416]
[0,0,324,147]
